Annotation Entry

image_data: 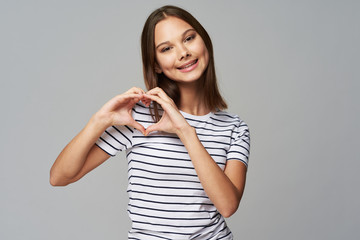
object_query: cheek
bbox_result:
[192,41,208,60]
[157,55,175,71]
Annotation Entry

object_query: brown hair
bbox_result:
[141,5,227,121]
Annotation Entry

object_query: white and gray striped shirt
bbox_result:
[96,103,250,240]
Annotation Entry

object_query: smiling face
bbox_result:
[154,16,209,84]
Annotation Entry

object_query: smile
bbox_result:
[177,59,199,72]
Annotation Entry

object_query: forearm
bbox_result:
[178,127,241,217]
[50,114,109,185]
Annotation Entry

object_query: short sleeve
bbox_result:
[226,119,250,167]
[95,125,134,156]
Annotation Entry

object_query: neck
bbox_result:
[177,81,210,116]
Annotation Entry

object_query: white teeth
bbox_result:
[180,60,197,69]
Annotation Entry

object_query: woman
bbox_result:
[50,5,250,239]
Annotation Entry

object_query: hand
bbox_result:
[144,87,191,136]
[95,87,147,135]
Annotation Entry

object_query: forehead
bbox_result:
[154,16,193,44]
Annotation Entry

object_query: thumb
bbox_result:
[145,123,161,136]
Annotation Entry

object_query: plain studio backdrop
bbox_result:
[0,0,359,239]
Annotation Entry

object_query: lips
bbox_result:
[177,59,198,69]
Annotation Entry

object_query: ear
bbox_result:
[154,62,162,74]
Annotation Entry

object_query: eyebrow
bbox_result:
[156,28,195,49]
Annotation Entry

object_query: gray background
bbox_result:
[1,0,359,239]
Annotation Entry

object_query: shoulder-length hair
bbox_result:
[141,5,227,121]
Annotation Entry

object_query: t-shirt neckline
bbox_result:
[179,110,214,121]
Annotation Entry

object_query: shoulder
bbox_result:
[212,110,247,129]
[211,110,249,142]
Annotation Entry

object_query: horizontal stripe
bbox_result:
[130,182,204,191]
[210,115,239,123]
[194,126,233,133]
[129,197,214,206]
[128,159,194,170]
[227,150,248,158]
[199,139,231,146]
[128,210,213,221]
[128,204,217,214]
[131,216,220,228]
[133,140,184,148]
[230,143,250,153]
[128,190,209,199]
[129,231,171,240]
[128,175,200,184]
[131,227,192,237]
[213,112,239,119]
[131,151,190,162]
[133,145,188,154]
[132,108,155,116]
[128,167,198,178]
[185,117,238,128]
[197,132,234,140]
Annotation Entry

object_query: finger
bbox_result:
[117,93,143,102]
[146,87,167,98]
[125,87,145,95]
[103,93,141,111]
[125,87,144,94]
[141,99,151,106]
[146,87,171,101]
[140,95,151,106]
[143,94,166,106]
[143,100,151,107]
[128,119,146,135]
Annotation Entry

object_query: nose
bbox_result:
[178,45,191,61]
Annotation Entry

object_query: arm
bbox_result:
[50,88,147,186]
[178,127,247,218]
[50,116,111,186]
[144,88,247,217]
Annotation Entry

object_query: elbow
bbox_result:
[49,175,66,187]
[220,188,245,218]
[49,177,62,187]
[50,177,70,187]
[220,204,239,218]
[49,169,70,187]
[219,194,242,218]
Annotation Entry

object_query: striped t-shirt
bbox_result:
[96,103,250,240]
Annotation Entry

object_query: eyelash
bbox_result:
[160,34,196,53]
[185,34,196,42]
[161,46,172,53]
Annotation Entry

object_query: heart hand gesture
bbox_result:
[144,87,191,136]
[95,87,191,137]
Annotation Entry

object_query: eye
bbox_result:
[161,46,172,53]
[184,34,196,42]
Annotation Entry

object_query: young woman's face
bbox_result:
[154,16,209,84]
